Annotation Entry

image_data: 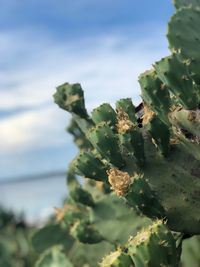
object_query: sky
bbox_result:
[0,0,174,217]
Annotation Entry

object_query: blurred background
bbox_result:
[0,0,174,223]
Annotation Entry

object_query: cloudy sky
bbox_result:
[0,0,174,181]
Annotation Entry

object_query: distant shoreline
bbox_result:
[0,170,66,185]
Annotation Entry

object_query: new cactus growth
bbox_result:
[33,1,200,266]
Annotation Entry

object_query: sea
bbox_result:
[0,174,68,224]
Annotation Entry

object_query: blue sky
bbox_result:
[0,0,174,180]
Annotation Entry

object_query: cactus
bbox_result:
[33,0,200,266]
[54,80,200,235]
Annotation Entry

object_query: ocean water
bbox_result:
[0,175,68,223]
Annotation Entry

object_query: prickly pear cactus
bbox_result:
[53,0,200,236]
[33,1,200,267]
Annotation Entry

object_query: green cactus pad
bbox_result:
[127,221,180,267]
[91,103,117,129]
[67,119,92,149]
[116,98,137,124]
[107,168,165,219]
[169,108,200,138]
[90,193,151,244]
[53,83,88,117]
[70,186,95,207]
[74,151,108,181]
[70,221,105,244]
[32,224,73,253]
[177,134,200,160]
[63,206,87,227]
[139,69,171,123]
[118,132,134,156]
[181,235,200,267]
[129,128,145,167]
[147,116,170,157]
[154,54,198,109]
[168,7,200,84]
[87,123,124,168]
[125,174,165,219]
[105,131,200,235]
[173,0,200,9]
[116,106,145,167]
[141,145,200,234]
[100,249,134,267]
[35,247,74,267]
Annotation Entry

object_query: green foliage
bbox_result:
[0,207,37,267]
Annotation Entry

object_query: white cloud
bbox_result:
[0,28,169,153]
[0,29,169,108]
[0,105,70,153]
